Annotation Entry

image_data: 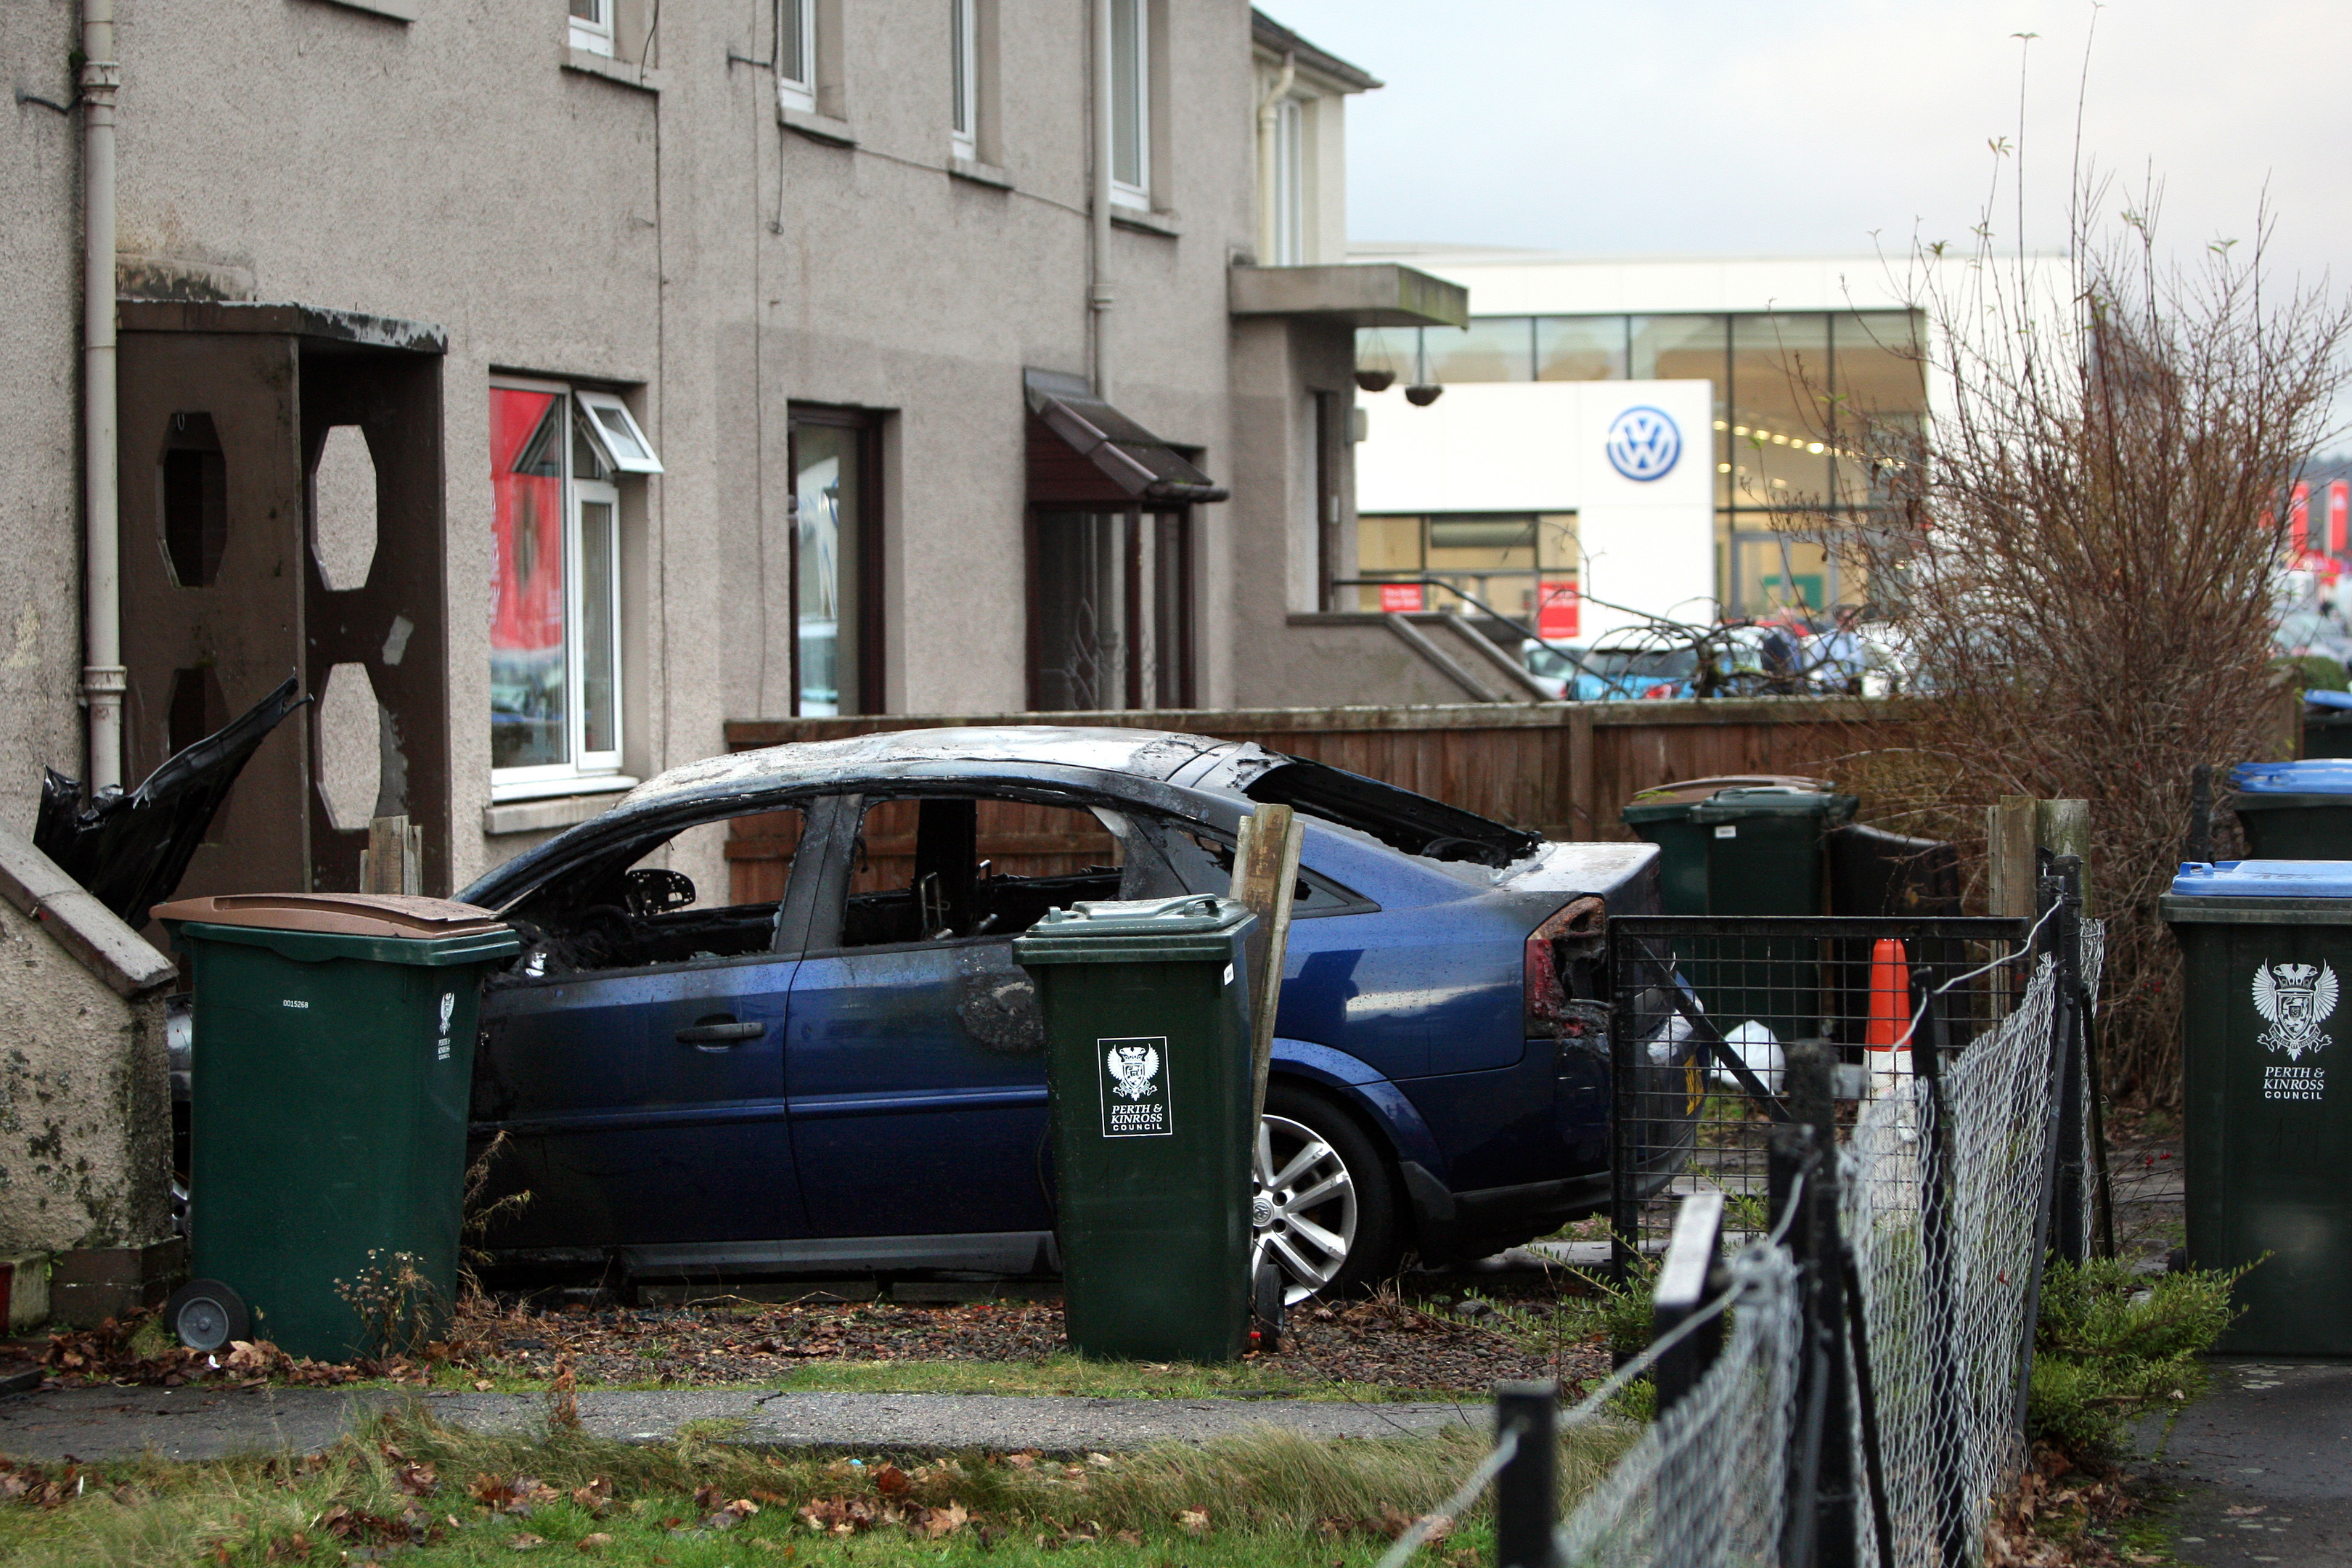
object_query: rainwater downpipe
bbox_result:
[1255,50,1294,264]
[81,0,125,792]
[1089,0,1113,400]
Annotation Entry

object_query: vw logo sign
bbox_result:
[1604,406,1682,482]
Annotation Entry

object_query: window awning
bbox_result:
[1024,369,1229,505]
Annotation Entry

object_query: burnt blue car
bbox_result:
[456,727,1667,1301]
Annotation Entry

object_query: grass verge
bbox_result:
[0,1405,1636,1567]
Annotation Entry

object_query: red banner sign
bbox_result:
[1536,581,1580,641]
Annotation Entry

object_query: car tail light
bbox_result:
[1525,895,1606,1036]
[1641,681,1678,700]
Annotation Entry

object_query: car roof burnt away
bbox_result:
[1237,760,1540,870]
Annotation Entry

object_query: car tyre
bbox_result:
[1255,1085,1400,1303]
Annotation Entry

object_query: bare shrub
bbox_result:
[1781,181,2351,1103]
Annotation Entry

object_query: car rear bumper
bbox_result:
[1400,1161,1610,1262]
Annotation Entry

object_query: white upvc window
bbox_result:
[568,0,613,57]
[1272,95,1304,265]
[777,0,817,112]
[1108,0,1148,208]
[489,381,660,798]
[950,0,979,160]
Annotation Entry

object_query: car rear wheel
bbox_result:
[1253,1087,1399,1304]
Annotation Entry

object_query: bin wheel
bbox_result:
[167,1279,250,1354]
[1247,1263,1286,1351]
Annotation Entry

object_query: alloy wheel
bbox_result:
[1251,1113,1359,1304]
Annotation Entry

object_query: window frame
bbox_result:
[1271,94,1304,266]
[568,0,614,57]
[949,0,979,160]
[787,403,887,719]
[489,376,656,801]
[1107,0,1150,210]
[575,389,664,475]
[777,0,817,113]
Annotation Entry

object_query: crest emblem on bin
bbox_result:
[2253,960,2337,1061]
[1098,1037,1171,1138]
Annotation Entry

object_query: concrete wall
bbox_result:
[0,825,175,1274]
[0,1,89,835]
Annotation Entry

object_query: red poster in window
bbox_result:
[1379,582,1424,613]
[489,388,568,769]
[2330,481,2348,554]
[2291,481,2311,552]
[1537,581,1580,641]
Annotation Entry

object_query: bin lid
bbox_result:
[152,892,510,940]
[1688,786,1859,825]
[2230,760,2352,796]
[2168,860,2352,899]
[1626,775,1834,808]
[1011,894,1254,965]
[2306,688,2352,711]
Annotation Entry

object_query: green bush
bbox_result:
[2027,1257,2243,1455]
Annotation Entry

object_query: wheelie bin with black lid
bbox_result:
[1013,895,1257,1362]
[2163,860,2352,1355]
[154,893,519,1360]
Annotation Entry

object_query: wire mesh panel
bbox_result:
[1609,918,2033,1273]
[1841,958,2066,1567]
[1554,1241,1803,1567]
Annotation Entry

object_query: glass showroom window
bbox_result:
[489,383,660,790]
[778,0,816,112]
[950,0,979,159]
[1108,0,1148,208]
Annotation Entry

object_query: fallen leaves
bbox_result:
[470,1474,563,1516]
[1175,1507,1211,1536]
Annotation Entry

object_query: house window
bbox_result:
[489,382,660,790]
[568,0,613,56]
[778,0,816,111]
[791,406,884,716]
[950,0,979,159]
[1108,0,1148,208]
[1270,96,1304,265]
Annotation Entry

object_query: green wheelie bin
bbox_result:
[1622,777,1857,1038]
[2163,860,2352,1355]
[1013,895,1257,1363]
[154,893,520,1361]
[2229,760,2352,859]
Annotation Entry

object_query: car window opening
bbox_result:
[502,805,807,978]
[1240,759,1539,870]
[841,797,1129,949]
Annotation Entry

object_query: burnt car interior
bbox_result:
[841,797,1130,947]
[499,805,807,977]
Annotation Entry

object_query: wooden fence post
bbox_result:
[1228,804,1302,1128]
[1986,796,2038,919]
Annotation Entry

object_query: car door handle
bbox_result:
[676,1020,765,1047]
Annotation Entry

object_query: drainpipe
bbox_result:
[1089,0,1112,401]
[81,0,124,793]
[1255,50,1294,264]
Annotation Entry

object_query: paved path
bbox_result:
[2137,1360,2352,1567]
[0,1386,1472,1463]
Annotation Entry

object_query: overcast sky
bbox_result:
[1259,1,2351,295]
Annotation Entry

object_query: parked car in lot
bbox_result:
[449,727,1681,1302]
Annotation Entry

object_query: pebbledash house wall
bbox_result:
[0,0,1279,898]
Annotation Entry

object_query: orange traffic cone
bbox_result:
[1864,937,1913,1052]
[1865,938,1912,1109]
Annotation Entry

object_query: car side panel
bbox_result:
[1392,1044,1588,1196]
